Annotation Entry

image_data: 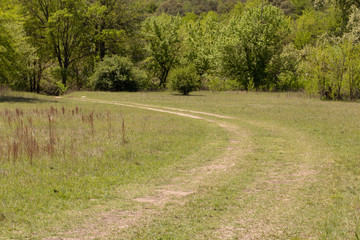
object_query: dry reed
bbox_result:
[0,106,125,163]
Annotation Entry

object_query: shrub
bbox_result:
[168,65,200,95]
[40,68,69,96]
[90,55,147,91]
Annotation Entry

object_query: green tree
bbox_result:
[345,5,360,42]
[0,21,17,84]
[21,0,91,87]
[293,10,327,49]
[142,13,181,88]
[335,0,360,31]
[343,41,360,99]
[183,11,220,76]
[344,6,360,99]
[87,0,144,61]
[290,0,312,15]
[220,4,290,90]
[302,37,360,100]
[0,1,35,88]
[277,43,302,91]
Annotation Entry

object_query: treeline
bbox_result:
[1,0,360,99]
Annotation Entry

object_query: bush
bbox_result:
[38,67,69,96]
[168,65,200,95]
[90,55,147,91]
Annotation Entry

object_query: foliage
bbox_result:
[344,5,360,42]
[168,64,200,95]
[90,55,147,91]
[276,44,303,91]
[142,14,181,88]
[205,75,241,91]
[269,0,295,15]
[219,4,290,90]
[183,11,220,77]
[335,0,360,31]
[16,0,145,92]
[20,0,92,87]
[55,81,69,95]
[290,0,312,15]
[0,2,33,87]
[1,0,360,100]
[87,0,144,61]
[0,21,17,84]
[302,37,360,100]
[41,78,69,96]
[292,9,338,49]
[156,0,236,15]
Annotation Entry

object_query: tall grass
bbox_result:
[0,106,121,163]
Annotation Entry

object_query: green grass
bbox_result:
[1,90,360,239]
[0,92,228,239]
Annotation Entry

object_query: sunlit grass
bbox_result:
[0,92,227,239]
[66,91,360,239]
[1,91,360,239]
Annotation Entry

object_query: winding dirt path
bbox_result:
[44,97,251,240]
[46,97,324,239]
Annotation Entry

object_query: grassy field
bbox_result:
[1,91,360,239]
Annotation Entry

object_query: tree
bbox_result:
[219,4,290,90]
[293,9,334,49]
[87,0,145,61]
[183,11,220,76]
[344,6,360,99]
[0,1,35,88]
[142,13,181,88]
[21,0,92,87]
[290,0,312,15]
[335,0,360,31]
[0,22,17,84]
[343,41,360,99]
[345,5,360,42]
[157,0,184,15]
[302,37,360,100]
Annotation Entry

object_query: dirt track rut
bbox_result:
[44,97,250,240]
[46,97,322,239]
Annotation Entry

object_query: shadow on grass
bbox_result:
[171,93,205,97]
[0,96,56,103]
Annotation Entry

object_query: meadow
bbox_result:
[1,91,360,239]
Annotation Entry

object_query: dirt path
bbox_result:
[212,121,325,239]
[44,97,251,240]
[46,97,324,239]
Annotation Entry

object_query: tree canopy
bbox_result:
[0,0,359,99]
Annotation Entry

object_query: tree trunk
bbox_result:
[99,41,106,60]
[36,62,42,94]
[30,74,34,93]
[159,68,169,88]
